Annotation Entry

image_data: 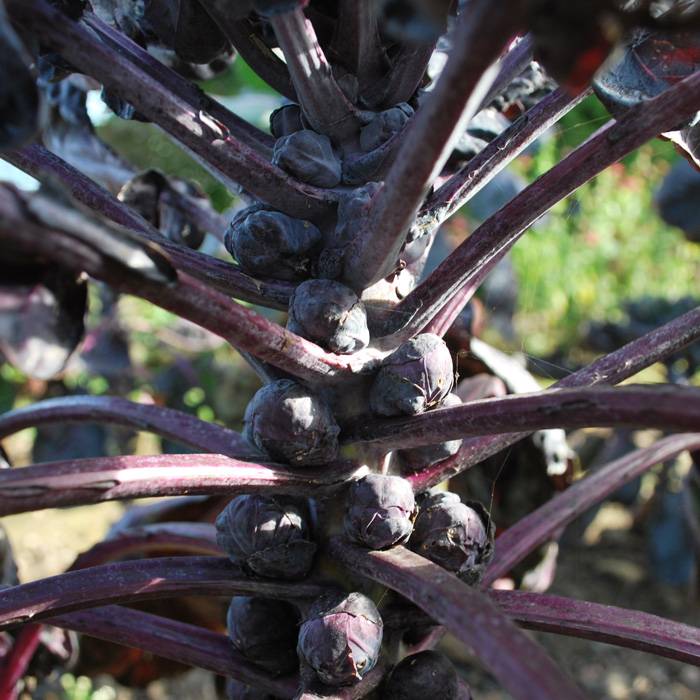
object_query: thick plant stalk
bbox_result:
[0,453,360,515]
[342,384,700,451]
[408,301,700,491]
[328,538,590,700]
[490,590,700,665]
[385,65,700,342]
[50,606,299,697]
[0,395,249,456]
[340,0,532,290]
[4,144,295,309]
[0,183,383,384]
[7,0,336,222]
[485,433,700,584]
[269,7,364,144]
[329,0,390,100]
[0,557,331,631]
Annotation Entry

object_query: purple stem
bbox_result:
[0,183,383,383]
[407,303,700,491]
[329,0,389,103]
[0,556,330,631]
[485,433,700,584]
[490,589,700,666]
[418,86,590,236]
[83,11,276,154]
[8,0,336,222]
[0,395,249,456]
[475,34,534,114]
[340,0,531,291]
[198,11,297,101]
[328,538,590,700]
[342,384,700,451]
[0,453,360,515]
[49,606,299,697]
[269,8,364,144]
[384,60,700,342]
[69,523,224,570]
[4,144,295,309]
[376,39,437,110]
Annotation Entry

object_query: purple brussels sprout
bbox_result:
[298,591,383,686]
[224,204,321,281]
[272,130,342,188]
[243,379,340,467]
[269,102,304,138]
[415,487,461,511]
[359,103,413,152]
[370,334,454,417]
[344,474,416,549]
[411,497,494,586]
[397,393,463,473]
[227,596,300,675]
[334,181,382,248]
[382,651,461,700]
[215,494,316,579]
[287,279,369,354]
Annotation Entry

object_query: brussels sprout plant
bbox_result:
[2,0,700,699]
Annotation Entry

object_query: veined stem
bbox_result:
[407,303,700,491]
[485,433,700,584]
[342,384,700,451]
[0,395,248,456]
[0,453,360,515]
[0,557,330,631]
[269,8,365,144]
[48,606,299,697]
[340,0,532,291]
[328,538,590,700]
[385,63,700,342]
[7,0,336,222]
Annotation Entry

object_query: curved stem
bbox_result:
[0,557,330,631]
[0,453,360,515]
[407,303,700,491]
[0,395,248,456]
[485,433,700,584]
[0,624,42,700]
[490,589,700,666]
[69,523,223,570]
[328,538,589,700]
[49,606,299,697]
[340,0,531,291]
[342,384,700,452]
